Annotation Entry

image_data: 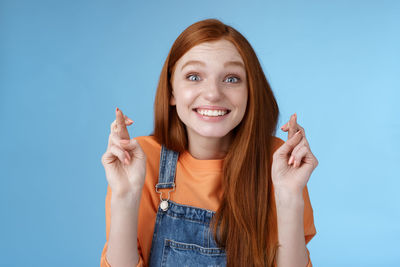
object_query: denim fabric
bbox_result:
[155,146,179,190]
[148,146,226,267]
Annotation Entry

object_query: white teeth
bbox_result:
[197,109,228,117]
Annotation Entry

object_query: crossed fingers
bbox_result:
[107,108,134,153]
[110,107,133,138]
[280,113,317,169]
[281,113,305,138]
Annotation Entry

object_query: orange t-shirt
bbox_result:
[100,136,316,267]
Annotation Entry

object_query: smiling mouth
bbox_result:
[193,108,231,117]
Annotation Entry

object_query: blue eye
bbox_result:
[225,76,240,83]
[187,74,201,81]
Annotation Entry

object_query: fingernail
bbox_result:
[125,158,130,165]
[289,155,294,165]
[126,119,134,124]
[116,107,119,112]
[295,130,301,135]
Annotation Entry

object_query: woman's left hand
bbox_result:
[271,113,319,195]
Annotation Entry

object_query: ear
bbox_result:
[170,92,176,106]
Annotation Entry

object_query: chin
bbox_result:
[195,128,233,139]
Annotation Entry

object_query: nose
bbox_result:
[202,79,222,102]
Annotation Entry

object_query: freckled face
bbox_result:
[170,39,248,143]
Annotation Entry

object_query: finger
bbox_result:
[288,137,307,165]
[280,113,300,132]
[102,145,130,166]
[288,113,307,139]
[108,119,134,152]
[119,139,146,160]
[115,107,130,139]
[296,124,305,138]
[110,144,130,165]
[108,134,131,155]
[288,113,298,139]
[289,143,308,166]
[119,139,139,150]
[289,142,304,164]
[124,115,134,124]
[109,118,133,135]
[291,136,310,156]
[119,139,142,156]
[288,134,312,166]
[280,121,289,132]
[110,120,117,133]
[291,145,309,168]
[124,150,131,161]
[275,130,303,158]
[293,146,318,169]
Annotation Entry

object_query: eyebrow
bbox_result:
[224,61,245,69]
[180,60,245,71]
[181,60,205,71]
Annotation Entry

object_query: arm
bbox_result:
[107,189,142,267]
[272,113,319,267]
[101,185,145,267]
[275,188,309,267]
[100,108,146,267]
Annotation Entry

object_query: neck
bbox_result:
[187,133,233,160]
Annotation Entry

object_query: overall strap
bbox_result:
[156,145,179,190]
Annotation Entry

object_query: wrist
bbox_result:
[274,188,304,209]
[111,188,142,208]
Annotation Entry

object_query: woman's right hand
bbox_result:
[101,107,147,198]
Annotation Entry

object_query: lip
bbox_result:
[193,105,230,111]
[193,105,231,113]
[192,106,230,122]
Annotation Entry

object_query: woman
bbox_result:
[100,19,318,267]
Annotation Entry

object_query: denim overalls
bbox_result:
[148,146,227,267]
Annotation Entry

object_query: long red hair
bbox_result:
[153,19,280,267]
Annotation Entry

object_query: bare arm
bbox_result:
[275,189,309,267]
[106,190,142,267]
[272,113,319,267]
[101,108,147,267]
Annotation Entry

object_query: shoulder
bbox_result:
[134,135,162,161]
[134,135,161,150]
[271,136,285,153]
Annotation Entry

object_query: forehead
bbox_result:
[176,39,244,66]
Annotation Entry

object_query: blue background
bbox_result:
[1,0,399,266]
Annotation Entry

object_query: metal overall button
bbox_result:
[155,183,175,211]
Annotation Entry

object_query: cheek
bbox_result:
[231,89,248,110]
[174,88,197,107]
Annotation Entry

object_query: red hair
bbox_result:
[153,19,280,267]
